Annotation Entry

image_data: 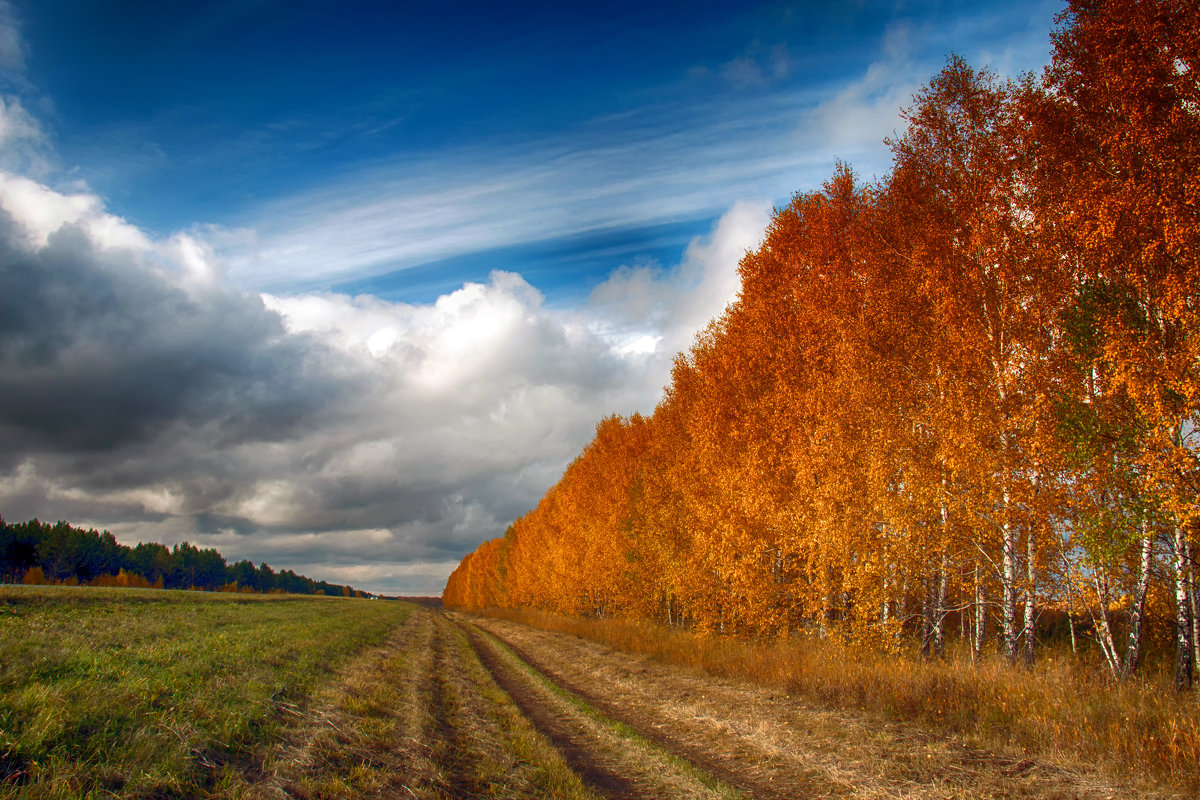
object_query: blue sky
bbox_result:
[16,0,1057,301]
[0,0,1062,593]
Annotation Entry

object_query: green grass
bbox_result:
[0,585,412,799]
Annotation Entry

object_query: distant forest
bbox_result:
[0,516,365,597]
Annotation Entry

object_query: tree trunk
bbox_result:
[1023,464,1043,668]
[1067,606,1077,656]
[1002,497,1019,663]
[881,563,891,628]
[934,552,949,657]
[1172,522,1194,690]
[934,474,950,657]
[819,568,833,639]
[1091,567,1122,679]
[1060,552,1079,656]
[1023,525,1036,667]
[1187,537,1200,677]
[997,379,1018,664]
[1120,526,1153,679]
[920,573,934,657]
[973,560,987,661]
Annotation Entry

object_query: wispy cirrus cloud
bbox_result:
[0,0,25,73]
[214,5,1057,298]
[218,107,824,294]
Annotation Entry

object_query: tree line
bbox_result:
[445,0,1200,689]
[0,517,366,597]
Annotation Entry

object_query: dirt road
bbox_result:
[237,607,1164,799]
[239,608,595,799]
[457,613,1163,800]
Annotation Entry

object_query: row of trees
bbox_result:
[0,517,363,597]
[446,0,1200,688]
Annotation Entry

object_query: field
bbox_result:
[0,586,1191,799]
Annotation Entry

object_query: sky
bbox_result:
[0,0,1062,594]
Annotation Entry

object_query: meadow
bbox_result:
[0,586,409,799]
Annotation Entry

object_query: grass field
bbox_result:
[0,586,410,799]
[2,586,1188,799]
[0,586,604,800]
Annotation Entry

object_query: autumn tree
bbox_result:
[1031,0,1200,688]
[886,58,1068,664]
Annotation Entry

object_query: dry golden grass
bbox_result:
[484,608,1200,797]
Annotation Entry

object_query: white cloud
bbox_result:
[215,106,826,292]
[192,4,1055,298]
[718,43,791,89]
[0,1,1066,595]
[801,22,921,156]
[0,172,150,251]
[588,197,772,391]
[794,9,1059,178]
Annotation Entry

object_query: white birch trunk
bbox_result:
[1091,568,1123,679]
[973,560,987,660]
[1001,495,1018,663]
[998,379,1018,664]
[1023,466,1040,667]
[1172,522,1194,690]
[934,553,949,656]
[1120,526,1153,679]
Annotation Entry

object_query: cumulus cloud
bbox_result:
[588,198,772,368]
[0,172,765,594]
[0,0,1063,594]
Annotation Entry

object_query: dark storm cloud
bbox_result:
[0,210,356,457]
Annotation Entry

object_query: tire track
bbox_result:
[199,605,599,800]
[421,613,473,798]
[458,619,741,800]
[462,624,640,799]
[470,623,816,800]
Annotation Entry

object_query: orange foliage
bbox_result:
[21,566,48,585]
[445,0,1200,681]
